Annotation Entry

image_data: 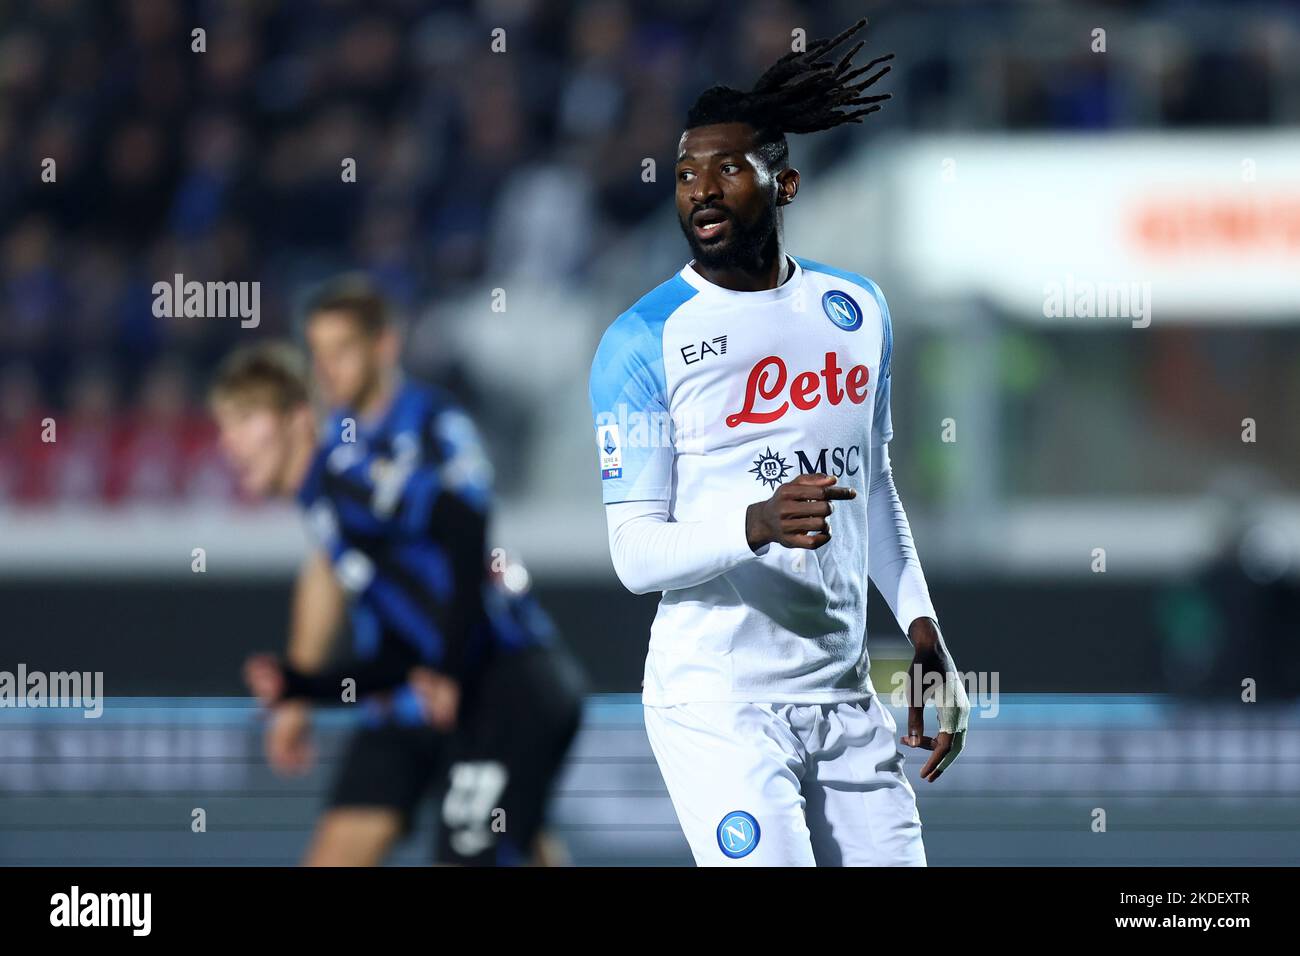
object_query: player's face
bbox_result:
[305,310,384,409]
[675,123,784,270]
[212,398,294,498]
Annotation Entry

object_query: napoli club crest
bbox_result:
[717,811,760,859]
[822,290,863,331]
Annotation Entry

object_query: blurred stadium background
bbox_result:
[1,0,1297,865]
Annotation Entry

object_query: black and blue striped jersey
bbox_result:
[295,379,547,725]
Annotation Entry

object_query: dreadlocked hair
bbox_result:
[684,17,894,171]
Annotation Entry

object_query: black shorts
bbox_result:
[326,723,445,828]
[327,641,585,865]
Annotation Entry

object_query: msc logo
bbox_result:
[822,290,863,331]
[795,445,861,478]
[717,811,760,859]
[750,447,791,489]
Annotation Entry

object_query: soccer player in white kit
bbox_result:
[589,19,970,866]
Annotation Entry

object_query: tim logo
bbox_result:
[822,290,862,331]
[682,336,727,365]
[717,811,760,859]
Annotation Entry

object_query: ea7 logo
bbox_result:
[681,336,727,365]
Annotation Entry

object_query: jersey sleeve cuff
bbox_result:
[724,499,765,561]
[897,584,937,633]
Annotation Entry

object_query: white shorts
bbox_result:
[643,695,926,866]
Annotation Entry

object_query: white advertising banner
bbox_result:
[891,134,1300,322]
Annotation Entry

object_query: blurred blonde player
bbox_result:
[213,279,584,866]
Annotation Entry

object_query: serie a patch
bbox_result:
[597,424,623,479]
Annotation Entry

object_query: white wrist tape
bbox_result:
[937,670,971,736]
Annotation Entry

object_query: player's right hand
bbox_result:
[745,473,856,551]
[265,700,315,777]
[409,667,460,732]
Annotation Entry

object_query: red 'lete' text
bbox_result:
[726,352,870,428]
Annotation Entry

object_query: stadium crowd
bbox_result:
[1,0,1294,505]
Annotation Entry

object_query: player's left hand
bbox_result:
[899,617,970,782]
[243,653,286,706]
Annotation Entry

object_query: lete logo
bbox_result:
[725,352,870,428]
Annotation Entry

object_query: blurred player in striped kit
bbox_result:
[212,278,584,865]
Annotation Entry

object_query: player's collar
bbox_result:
[679,255,804,302]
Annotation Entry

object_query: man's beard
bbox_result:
[346,365,385,412]
[679,200,779,272]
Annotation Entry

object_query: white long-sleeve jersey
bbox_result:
[589,255,936,705]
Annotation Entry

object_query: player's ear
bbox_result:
[776,167,799,206]
[289,400,316,433]
[376,325,402,366]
